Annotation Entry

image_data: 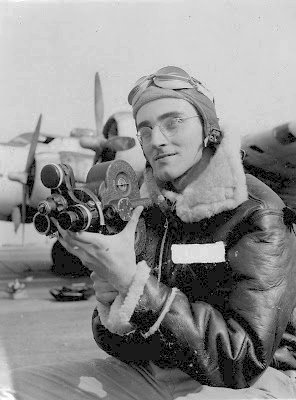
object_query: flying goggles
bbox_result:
[128,66,214,106]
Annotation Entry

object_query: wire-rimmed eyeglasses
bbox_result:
[136,115,200,146]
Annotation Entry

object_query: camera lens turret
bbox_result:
[58,205,93,232]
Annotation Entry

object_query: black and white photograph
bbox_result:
[1,1,296,399]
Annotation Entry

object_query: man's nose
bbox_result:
[150,125,168,147]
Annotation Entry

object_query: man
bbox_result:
[11,66,296,399]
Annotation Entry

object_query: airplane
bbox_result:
[0,72,146,275]
[242,121,296,211]
[0,73,145,235]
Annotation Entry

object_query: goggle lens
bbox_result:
[153,66,191,80]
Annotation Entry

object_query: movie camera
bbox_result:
[33,160,151,255]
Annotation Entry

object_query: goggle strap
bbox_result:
[128,70,215,104]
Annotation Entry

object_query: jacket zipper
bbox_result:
[157,218,169,285]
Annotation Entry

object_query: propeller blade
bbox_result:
[94,73,104,136]
[104,136,136,152]
[80,136,136,153]
[79,136,104,152]
[25,114,42,173]
[21,183,27,246]
[11,206,21,233]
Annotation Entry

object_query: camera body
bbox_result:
[33,160,150,256]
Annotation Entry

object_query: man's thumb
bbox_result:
[126,206,144,233]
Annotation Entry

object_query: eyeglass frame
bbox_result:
[136,115,201,146]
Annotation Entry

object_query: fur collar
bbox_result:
[140,131,248,223]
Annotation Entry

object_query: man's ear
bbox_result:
[240,149,246,161]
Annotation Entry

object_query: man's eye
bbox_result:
[140,128,152,139]
[165,118,183,130]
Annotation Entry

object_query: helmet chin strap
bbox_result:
[204,127,223,148]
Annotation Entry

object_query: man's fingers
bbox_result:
[76,231,104,245]
[90,271,98,281]
[58,237,81,258]
[58,229,80,249]
[90,271,109,282]
[51,217,70,239]
[51,218,80,240]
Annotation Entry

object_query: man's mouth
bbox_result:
[154,153,177,161]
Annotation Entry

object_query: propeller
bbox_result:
[8,114,42,242]
[79,135,135,153]
[79,72,135,159]
[94,72,104,136]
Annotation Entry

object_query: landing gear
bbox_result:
[51,240,90,277]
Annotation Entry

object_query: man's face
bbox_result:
[136,98,204,182]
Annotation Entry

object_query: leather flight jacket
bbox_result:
[92,174,296,389]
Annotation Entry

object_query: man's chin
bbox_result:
[154,168,177,183]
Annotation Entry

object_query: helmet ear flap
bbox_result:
[204,128,223,148]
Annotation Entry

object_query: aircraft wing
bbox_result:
[6,131,66,146]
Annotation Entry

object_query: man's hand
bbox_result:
[52,206,143,295]
[90,272,118,305]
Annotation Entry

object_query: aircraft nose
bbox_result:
[274,122,296,145]
[288,121,296,137]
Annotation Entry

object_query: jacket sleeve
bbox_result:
[91,308,162,366]
[92,209,296,388]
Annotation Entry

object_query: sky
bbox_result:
[0,0,296,142]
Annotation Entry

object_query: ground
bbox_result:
[0,272,107,386]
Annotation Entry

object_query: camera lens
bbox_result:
[103,205,117,220]
[58,211,80,230]
[58,205,93,232]
[33,213,53,235]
